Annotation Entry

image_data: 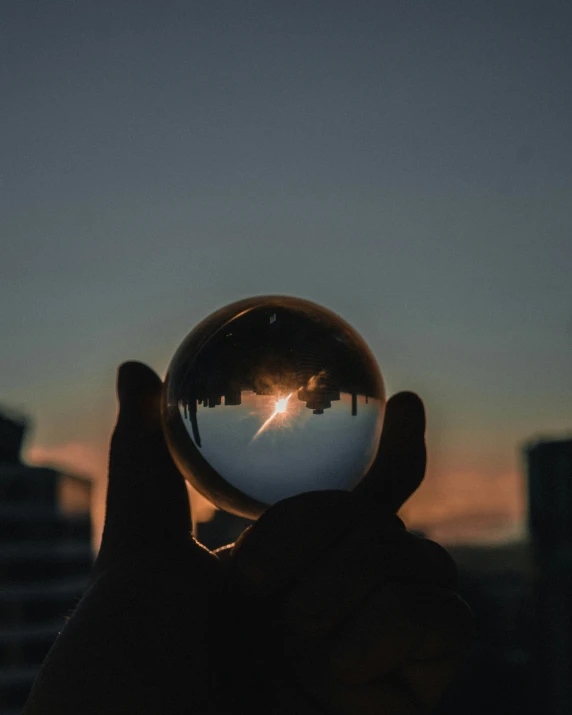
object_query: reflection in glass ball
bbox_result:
[162,296,385,519]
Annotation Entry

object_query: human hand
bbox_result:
[23,361,473,715]
[221,394,474,714]
[24,362,225,714]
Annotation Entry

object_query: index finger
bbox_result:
[354,391,426,513]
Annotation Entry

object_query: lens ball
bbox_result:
[162,296,385,519]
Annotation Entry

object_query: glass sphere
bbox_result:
[162,296,385,519]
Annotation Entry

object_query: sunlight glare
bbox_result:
[251,392,294,441]
[274,394,291,414]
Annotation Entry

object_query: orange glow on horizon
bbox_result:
[26,434,527,550]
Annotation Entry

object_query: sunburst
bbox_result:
[252,392,293,441]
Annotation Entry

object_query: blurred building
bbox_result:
[526,438,572,557]
[0,410,92,714]
[525,437,572,715]
[437,437,572,715]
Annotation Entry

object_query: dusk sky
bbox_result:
[2,1,571,544]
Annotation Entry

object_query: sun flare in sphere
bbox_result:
[274,394,292,414]
[252,392,294,441]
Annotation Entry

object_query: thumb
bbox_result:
[354,391,426,513]
[96,361,192,571]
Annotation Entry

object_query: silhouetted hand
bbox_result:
[23,361,473,715]
[221,394,473,714]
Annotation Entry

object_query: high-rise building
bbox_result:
[525,437,572,715]
[0,411,92,714]
[526,438,572,555]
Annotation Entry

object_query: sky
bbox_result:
[1,0,571,545]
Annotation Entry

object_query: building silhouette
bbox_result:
[525,437,572,715]
[0,410,92,714]
[526,438,572,556]
[435,435,572,715]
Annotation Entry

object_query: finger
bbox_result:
[283,530,457,634]
[354,391,426,512]
[227,491,392,596]
[96,361,192,571]
[330,584,474,686]
[228,480,410,598]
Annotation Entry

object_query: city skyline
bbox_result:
[169,301,383,448]
[181,389,382,506]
